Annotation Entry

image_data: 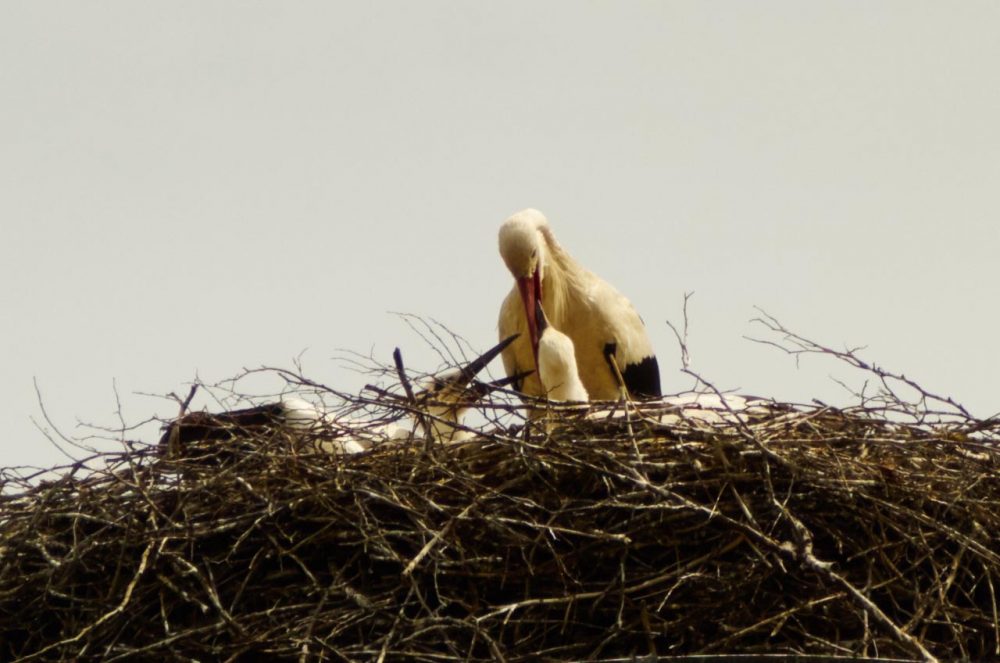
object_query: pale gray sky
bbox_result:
[3,2,999,471]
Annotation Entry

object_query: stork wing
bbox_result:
[159,402,286,451]
[593,287,663,399]
[622,353,662,399]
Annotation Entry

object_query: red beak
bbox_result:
[516,270,543,369]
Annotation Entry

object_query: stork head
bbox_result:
[499,209,549,366]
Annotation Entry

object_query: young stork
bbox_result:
[535,300,589,403]
[160,335,521,455]
[498,208,661,401]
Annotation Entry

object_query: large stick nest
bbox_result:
[1,320,998,662]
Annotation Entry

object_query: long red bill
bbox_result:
[517,271,543,369]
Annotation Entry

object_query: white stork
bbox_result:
[498,208,661,402]
[160,335,522,453]
[535,299,589,403]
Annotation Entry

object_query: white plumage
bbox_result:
[274,374,478,451]
[498,209,661,402]
[161,335,520,453]
[535,300,589,403]
[276,397,368,454]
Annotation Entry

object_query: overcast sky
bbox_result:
[3,2,999,472]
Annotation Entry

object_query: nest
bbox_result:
[2,311,999,662]
[2,387,998,662]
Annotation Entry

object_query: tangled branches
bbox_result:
[1,319,999,661]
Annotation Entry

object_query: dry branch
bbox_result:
[2,324,999,661]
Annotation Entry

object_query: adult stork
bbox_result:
[160,335,522,454]
[498,208,661,402]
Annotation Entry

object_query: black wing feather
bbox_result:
[604,342,662,399]
[159,402,287,449]
[622,354,662,399]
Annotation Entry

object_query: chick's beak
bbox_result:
[448,333,531,400]
[456,333,520,385]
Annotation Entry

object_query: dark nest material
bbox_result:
[2,324,999,662]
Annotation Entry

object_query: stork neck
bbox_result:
[538,229,581,329]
